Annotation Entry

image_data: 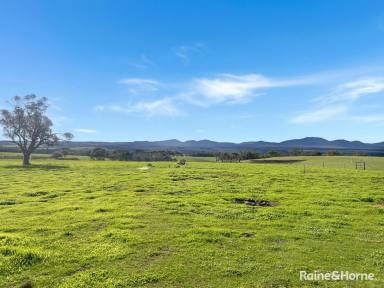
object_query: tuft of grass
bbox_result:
[0,199,16,205]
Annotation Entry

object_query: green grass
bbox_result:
[0,157,384,287]
[263,156,384,171]
[0,152,52,160]
[0,152,90,161]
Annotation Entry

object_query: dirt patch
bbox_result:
[241,232,255,238]
[134,188,147,192]
[235,198,276,207]
[20,281,33,288]
[373,202,384,208]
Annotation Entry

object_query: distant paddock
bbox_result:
[250,159,305,164]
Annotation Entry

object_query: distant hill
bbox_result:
[1,137,383,155]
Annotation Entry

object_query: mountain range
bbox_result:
[2,137,383,155]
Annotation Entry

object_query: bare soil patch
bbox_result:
[241,232,255,238]
[235,198,276,207]
[373,202,384,208]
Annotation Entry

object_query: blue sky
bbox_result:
[1,0,384,143]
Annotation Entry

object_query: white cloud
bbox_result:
[118,78,161,94]
[294,77,384,124]
[317,78,384,104]
[97,72,318,117]
[132,98,181,116]
[94,105,123,112]
[74,128,97,134]
[292,106,348,124]
[184,73,312,105]
[102,72,384,119]
[95,98,181,117]
[118,78,160,86]
[341,78,384,98]
[193,74,270,103]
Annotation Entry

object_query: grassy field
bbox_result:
[258,156,384,171]
[0,152,89,161]
[1,157,384,287]
[0,152,52,160]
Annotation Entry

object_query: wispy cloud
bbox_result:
[118,78,160,86]
[74,128,97,134]
[97,72,319,117]
[94,105,123,112]
[293,77,384,124]
[183,73,314,105]
[292,106,348,124]
[99,71,384,120]
[132,98,181,116]
[118,77,161,94]
[173,43,206,65]
[95,98,181,117]
[192,74,270,103]
[316,78,384,104]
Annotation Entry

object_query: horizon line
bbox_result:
[0,137,383,145]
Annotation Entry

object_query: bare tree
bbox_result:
[0,95,73,166]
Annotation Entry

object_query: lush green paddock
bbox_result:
[248,156,384,171]
[0,152,90,161]
[0,158,384,287]
[0,152,52,160]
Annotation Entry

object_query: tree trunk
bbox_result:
[23,152,31,167]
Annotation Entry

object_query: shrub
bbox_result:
[51,151,64,159]
[89,148,108,160]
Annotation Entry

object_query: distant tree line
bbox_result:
[43,147,369,162]
[213,148,368,162]
[215,151,286,162]
[288,149,366,157]
[215,151,261,162]
[86,148,179,161]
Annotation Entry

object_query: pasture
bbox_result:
[1,157,384,287]
[253,156,384,171]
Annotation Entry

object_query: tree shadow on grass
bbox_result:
[3,164,68,170]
